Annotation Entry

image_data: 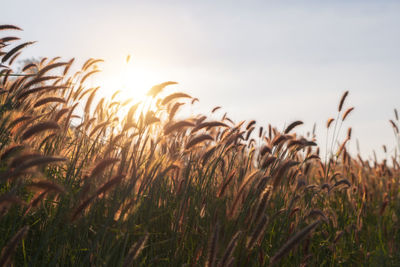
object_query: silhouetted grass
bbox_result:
[1,24,400,266]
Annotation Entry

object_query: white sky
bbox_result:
[3,0,400,160]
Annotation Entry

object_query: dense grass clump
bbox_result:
[1,25,400,266]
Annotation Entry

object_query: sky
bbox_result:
[3,0,400,160]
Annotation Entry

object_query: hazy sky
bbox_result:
[3,0,400,159]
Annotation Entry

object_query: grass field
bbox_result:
[1,24,400,266]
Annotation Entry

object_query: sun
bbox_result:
[103,55,158,103]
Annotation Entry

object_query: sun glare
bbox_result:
[96,55,178,120]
